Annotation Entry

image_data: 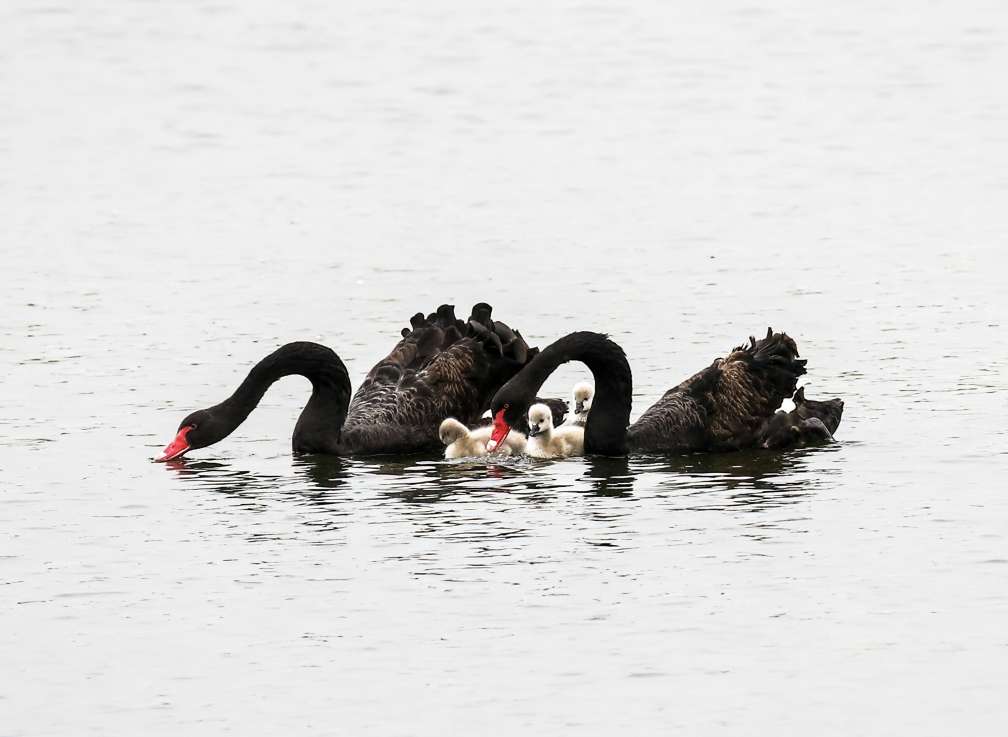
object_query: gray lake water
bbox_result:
[3,0,1008,734]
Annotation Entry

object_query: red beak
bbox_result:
[486,408,511,452]
[155,425,194,462]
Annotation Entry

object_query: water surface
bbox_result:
[3,0,1007,734]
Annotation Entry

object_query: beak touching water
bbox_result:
[155,425,194,462]
[486,408,511,452]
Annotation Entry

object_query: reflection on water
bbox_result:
[642,445,843,512]
[293,455,349,490]
[161,442,835,517]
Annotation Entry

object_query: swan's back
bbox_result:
[628,328,807,453]
[341,304,537,454]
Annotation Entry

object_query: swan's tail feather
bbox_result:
[504,333,528,364]
[467,319,504,357]
[450,304,534,364]
[469,302,493,329]
[492,321,531,364]
[466,305,526,360]
[427,304,467,350]
[366,308,456,385]
[434,304,457,324]
[493,320,516,344]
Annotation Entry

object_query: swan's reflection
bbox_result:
[161,458,280,511]
[580,456,635,498]
[161,455,353,515]
[159,442,842,539]
[291,455,349,491]
[640,444,843,512]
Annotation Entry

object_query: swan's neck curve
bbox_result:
[216,342,352,454]
[495,332,632,455]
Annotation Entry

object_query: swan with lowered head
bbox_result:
[155,304,539,460]
[486,328,843,456]
[758,386,844,449]
[524,403,584,459]
[440,417,526,458]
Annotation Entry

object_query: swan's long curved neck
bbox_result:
[219,342,352,453]
[501,332,632,455]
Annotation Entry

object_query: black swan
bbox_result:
[757,386,845,449]
[155,304,537,461]
[486,329,844,456]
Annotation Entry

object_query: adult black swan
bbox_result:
[155,304,537,461]
[486,329,843,456]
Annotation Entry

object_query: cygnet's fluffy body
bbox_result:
[563,381,594,427]
[439,418,526,459]
[525,403,584,459]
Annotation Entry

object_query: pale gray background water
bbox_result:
[3,0,1007,734]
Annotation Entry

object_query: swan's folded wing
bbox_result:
[342,304,534,453]
[628,328,807,452]
[627,372,714,453]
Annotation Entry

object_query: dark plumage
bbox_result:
[757,386,845,449]
[537,397,570,429]
[789,386,844,435]
[340,304,534,453]
[472,397,569,433]
[627,328,807,453]
[156,304,538,460]
[489,328,841,456]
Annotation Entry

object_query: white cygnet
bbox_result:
[563,381,594,427]
[525,403,584,459]
[439,418,526,459]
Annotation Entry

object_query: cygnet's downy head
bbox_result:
[438,418,468,445]
[526,403,555,437]
[572,381,594,415]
